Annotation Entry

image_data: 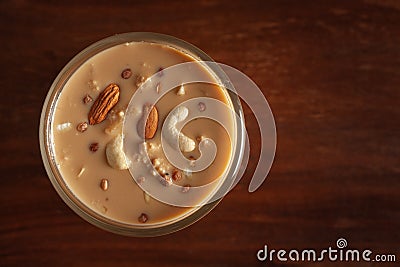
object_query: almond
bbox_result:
[145,106,158,139]
[137,105,158,139]
[88,83,120,125]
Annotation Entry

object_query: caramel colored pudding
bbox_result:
[49,39,235,228]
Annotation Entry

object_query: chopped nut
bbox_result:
[83,94,93,104]
[159,173,173,187]
[138,142,147,155]
[104,110,124,135]
[89,142,99,152]
[57,122,72,132]
[88,80,99,91]
[108,109,117,119]
[101,206,108,214]
[100,178,109,191]
[156,82,161,93]
[137,176,145,184]
[156,166,165,174]
[156,67,164,76]
[177,85,185,96]
[172,169,182,181]
[77,167,85,178]
[198,102,206,112]
[196,136,203,142]
[181,184,191,193]
[136,75,146,88]
[143,191,150,203]
[151,158,160,167]
[138,213,149,223]
[121,68,132,79]
[76,122,88,132]
[147,142,161,151]
[147,142,154,150]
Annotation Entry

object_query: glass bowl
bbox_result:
[39,32,245,236]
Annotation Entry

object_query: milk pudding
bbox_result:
[40,33,242,235]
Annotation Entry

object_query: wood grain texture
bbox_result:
[0,0,399,266]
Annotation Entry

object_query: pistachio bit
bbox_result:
[104,109,124,135]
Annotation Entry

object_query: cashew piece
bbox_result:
[105,134,130,170]
[56,122,72,132]
[163,106,195,152]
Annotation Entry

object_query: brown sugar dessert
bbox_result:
[41,33,241,235]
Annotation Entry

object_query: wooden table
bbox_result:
[1,0,399,266]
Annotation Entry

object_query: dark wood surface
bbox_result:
[1,0,399,266]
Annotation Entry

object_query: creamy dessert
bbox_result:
[49,39,236,228]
